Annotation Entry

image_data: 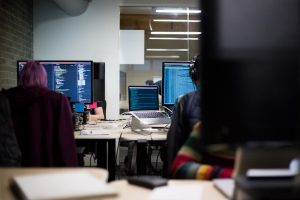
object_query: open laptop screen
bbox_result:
[128,86,159,111]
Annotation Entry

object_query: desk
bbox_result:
[103,180,227,200]
[0,168,108,200]
[121,130,167,175]
[75,120,168,179]
[0,168,227,200]
[74,121,125,181]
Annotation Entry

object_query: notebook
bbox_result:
[11,171,117,200]
[128,86,171,126]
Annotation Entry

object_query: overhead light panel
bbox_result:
[146,48,188,52]
[153,19,200,23]
[151,31,201,35]
[149,37,198,40]
[156,9,201,14]
[145,55,180,59]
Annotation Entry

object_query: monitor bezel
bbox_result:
[17,60,94,104]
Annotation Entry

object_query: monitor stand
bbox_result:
[131,116,152,131]
[233,144,300,200]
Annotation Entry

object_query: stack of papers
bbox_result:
[11,171,117,200]
[80,129,111,135]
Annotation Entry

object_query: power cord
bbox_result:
[162,106,173,117]
[115,132,123,165]
[123,116,132,129]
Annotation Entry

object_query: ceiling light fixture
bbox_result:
[153,19,200,23]
[146,48,188,52]
[149,37,198,40]
[145,55,180,59]
[151,31,201,35]
[156,9,201,14]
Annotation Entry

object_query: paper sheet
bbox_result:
[149,184,203,200]
[80,129,111,135]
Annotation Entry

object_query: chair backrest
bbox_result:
[0,94,21,166]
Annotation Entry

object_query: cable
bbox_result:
[115,132,123,165]
[163,124,170,132]
[89,152,97,167]
[162,106,173,116]
[123,116,132,129]
[155,149,161,171]
[120,111,132,115]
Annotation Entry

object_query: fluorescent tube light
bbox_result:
[151,31,201,35]
[156,9,201,14]
[145,55,180,59]
[149,37,198,40]
[146,48,188,52]
[153,19,200,23]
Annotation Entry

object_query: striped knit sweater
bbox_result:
[170,122,233,179]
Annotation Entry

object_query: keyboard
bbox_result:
[133,111,167,119]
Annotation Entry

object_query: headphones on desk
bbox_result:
[189,54,201,83]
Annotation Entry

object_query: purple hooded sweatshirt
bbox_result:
[2,86,78,167]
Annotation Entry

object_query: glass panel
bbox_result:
[120,6,200,113]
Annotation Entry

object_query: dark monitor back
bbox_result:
[201,0,300,146]
[93,62,105,101]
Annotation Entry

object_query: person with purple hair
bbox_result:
[1,61,78,166]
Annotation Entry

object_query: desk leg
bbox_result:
[136,140,147,175]
[107,140,116,181]
[97,140,107,169]
[96,140,115,181]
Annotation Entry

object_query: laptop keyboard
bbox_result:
[133,111,167,118]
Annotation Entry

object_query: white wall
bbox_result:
[124,60,162,87]
[120,30,144,64]
[33,0,120,119]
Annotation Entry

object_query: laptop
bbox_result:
[128,85,171,126]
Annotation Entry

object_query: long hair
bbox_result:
[19,61,47,87]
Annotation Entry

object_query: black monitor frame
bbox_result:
[17,60,94,104]
[200,0,300,147]
[162,61,197,107]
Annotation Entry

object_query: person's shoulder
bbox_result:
[44,89,68,101]
[179,91,198,102]
[0,86,18,95]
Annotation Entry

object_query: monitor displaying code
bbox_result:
[17,61,93,103]
[162,62,197,106]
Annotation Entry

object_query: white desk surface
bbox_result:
[0,168,109,200]
[74,120,167,141]
[0,168,227,200]
[0,168,229,200]
[121,130,167,141]
[74,120,126,139]
[103,180,227,200]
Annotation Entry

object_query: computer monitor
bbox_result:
[162,62,197,107]
[17,60,93,104]
[200,0,300,146]
[200,0,300,184]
